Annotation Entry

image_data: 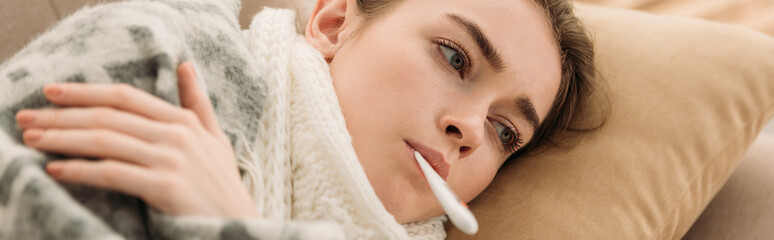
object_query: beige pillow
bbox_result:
[447,3,774,239]
[240,1,774,239]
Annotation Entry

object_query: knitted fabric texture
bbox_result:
[241,8,446,240]
[0,0,445,238]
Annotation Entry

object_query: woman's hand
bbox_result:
[15,62,259,218]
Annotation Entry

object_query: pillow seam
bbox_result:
[648,102,774,240]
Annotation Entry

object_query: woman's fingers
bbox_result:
[12,62,254,217]
[23,128,171,167]
[35,62,225,142]
[42,83,201,128]
[46,159,166,204]
[16,107,164,142]
[176,62,226,140]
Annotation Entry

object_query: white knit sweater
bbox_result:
[238,8,447,240]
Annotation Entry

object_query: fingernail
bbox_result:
[44,84,63,97]
[23,129,43,143]
[46,161,63,177]
[15,110,36,126]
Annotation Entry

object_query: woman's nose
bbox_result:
[440,114,485,159]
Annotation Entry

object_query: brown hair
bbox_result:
[355,0,607,160]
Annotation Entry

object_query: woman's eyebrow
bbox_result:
[517,97,540,133]
[444,13,506,72]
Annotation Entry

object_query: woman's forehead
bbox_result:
[381,0,562,120]
[399,0,560,75]
[426,0,562,119]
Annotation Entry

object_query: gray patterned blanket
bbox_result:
[0,0,326,239]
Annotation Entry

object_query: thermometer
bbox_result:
[414,151,478,235]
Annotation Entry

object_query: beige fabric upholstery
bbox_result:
[683,134,774,240]
[0,0,120,63]
[577,0,774,36]
[0,0,58,62]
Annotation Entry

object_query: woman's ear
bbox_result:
[305,0,351,60]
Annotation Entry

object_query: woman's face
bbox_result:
[308,0,561,223]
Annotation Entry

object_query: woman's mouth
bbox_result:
[406,141,450,180]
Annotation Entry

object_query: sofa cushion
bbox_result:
[0,0,120,62]
[0,0,59,62]
[682,134,774,240]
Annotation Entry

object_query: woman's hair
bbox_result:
[355,0,606,160]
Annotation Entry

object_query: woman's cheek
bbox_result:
[450,144,502,203]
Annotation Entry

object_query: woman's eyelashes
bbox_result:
[491,120,525,154]
[434,39,471,79]
[432,39,522,154]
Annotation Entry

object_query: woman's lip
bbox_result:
[406,141,450,181]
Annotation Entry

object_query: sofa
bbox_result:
[2,0,773,239]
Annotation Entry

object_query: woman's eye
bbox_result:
[434,39,471,78]
[492,120,525,154]
[440,44,466,71]
[492,121,514,143]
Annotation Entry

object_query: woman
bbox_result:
[4,0,595,238]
